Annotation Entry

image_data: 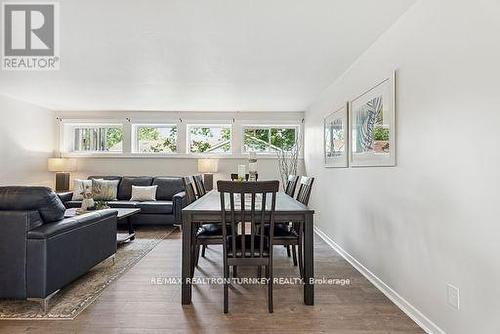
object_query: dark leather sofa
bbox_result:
[59,176,186,226]
[0,186,118,301]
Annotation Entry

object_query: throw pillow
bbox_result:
[130,185,158,201]
[92,179,119,201]
[72,179,92,201]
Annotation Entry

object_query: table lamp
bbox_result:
[198,159,218,191]
[48,158,77,192]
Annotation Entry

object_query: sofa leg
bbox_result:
[28,289,60,313]
[111,254,116,265]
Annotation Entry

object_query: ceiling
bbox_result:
[0,0,416,111]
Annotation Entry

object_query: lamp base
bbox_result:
[55,172,71,192]
[203,173,214,191]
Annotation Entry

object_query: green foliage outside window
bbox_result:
[244,127,297,152]
[137,127,177,153]
[190,127,231,153]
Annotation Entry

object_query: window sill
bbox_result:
[62,153,304,160]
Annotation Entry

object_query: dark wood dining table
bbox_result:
[181,190,315,305]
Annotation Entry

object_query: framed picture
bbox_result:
[349,71,396,167]
[324,103,348,168]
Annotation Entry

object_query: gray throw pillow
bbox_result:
[92,179,119,201]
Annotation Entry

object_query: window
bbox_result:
[72,125,123,152]
[243,126,298,153]
[134,125,177,153]
[188,125,231,153]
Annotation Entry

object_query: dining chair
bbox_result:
[192,174,212,257]
[293,176,315,277]
[285,175,300,197]
[183,176,225,274]
[269,175,315,278]
[193,174,207,198]
[218,180,279,313]
[230,173,259,181]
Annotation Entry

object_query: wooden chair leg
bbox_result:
[298,224,304,278]
[194,244,200,268]
[224,264,229,313]
[291,245,298,266]
[286,245,291,257]
[232,265,238,278]
[268,265,273,313]
[201,245,207,257]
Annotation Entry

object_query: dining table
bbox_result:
[181,190,315,305]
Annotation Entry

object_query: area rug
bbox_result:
[0,226,176,320]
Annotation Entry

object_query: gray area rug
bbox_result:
[0,226,175,320]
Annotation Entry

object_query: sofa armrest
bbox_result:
[172,191,186,225]
[28,209,118,239]
[57,192,74,204]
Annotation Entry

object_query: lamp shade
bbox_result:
[198,159,218,173]
[48,158,77,172]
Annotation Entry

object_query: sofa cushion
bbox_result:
[136,201,173,214]
[107,201,139,209]
[152,177,184,200]
[0,187,66,224]
[117,177,153,200]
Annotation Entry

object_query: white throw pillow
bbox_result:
[130,185,158,202]
[72,179,92,200]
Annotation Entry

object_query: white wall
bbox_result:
[56,110,304,187]
[0,94,56,187]
[304,1,500,333]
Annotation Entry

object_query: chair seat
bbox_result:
[226,235,270,257]
[197,223,224,238]
[266,223,298,238]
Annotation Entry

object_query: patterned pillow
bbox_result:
[92,179,119,201]
[72,179,92,201]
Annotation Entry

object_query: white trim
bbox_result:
[313,225,446,334]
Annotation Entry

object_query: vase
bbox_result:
[81,198,95,211]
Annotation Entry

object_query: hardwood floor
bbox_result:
[0,229,424,333]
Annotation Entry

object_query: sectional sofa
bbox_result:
[58,176,186,226]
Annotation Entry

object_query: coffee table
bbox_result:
[64,208,141,244]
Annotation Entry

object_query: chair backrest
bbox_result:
[218,180,279,259]
[284,175,300,197]
[296,176,315,206]
[182,177,197,205]
[193,175,207,198]
[230,173,259,181]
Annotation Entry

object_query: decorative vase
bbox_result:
[248,152,257,181]
[81,198,95,211]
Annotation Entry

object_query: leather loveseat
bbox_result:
[0,186,118,303]
[59,176,186,226]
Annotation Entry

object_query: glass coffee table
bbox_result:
[64,208,141,244]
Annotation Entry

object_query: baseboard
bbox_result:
[314,226,446,334]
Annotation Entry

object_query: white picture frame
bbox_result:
[324,103,348,168]
[349,71,396,167]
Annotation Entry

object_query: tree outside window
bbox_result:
[189,126,231,153]
[136,126,177,153]
[244,127,297,153]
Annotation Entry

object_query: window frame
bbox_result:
[67,123,124,154]
[186,123,233,154]
[241,124,300,154]
[132,123,178,154]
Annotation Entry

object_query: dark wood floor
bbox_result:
[0,229,424,334]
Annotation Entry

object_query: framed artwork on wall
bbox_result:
[324,103,348,168]
[349,71,396,167]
